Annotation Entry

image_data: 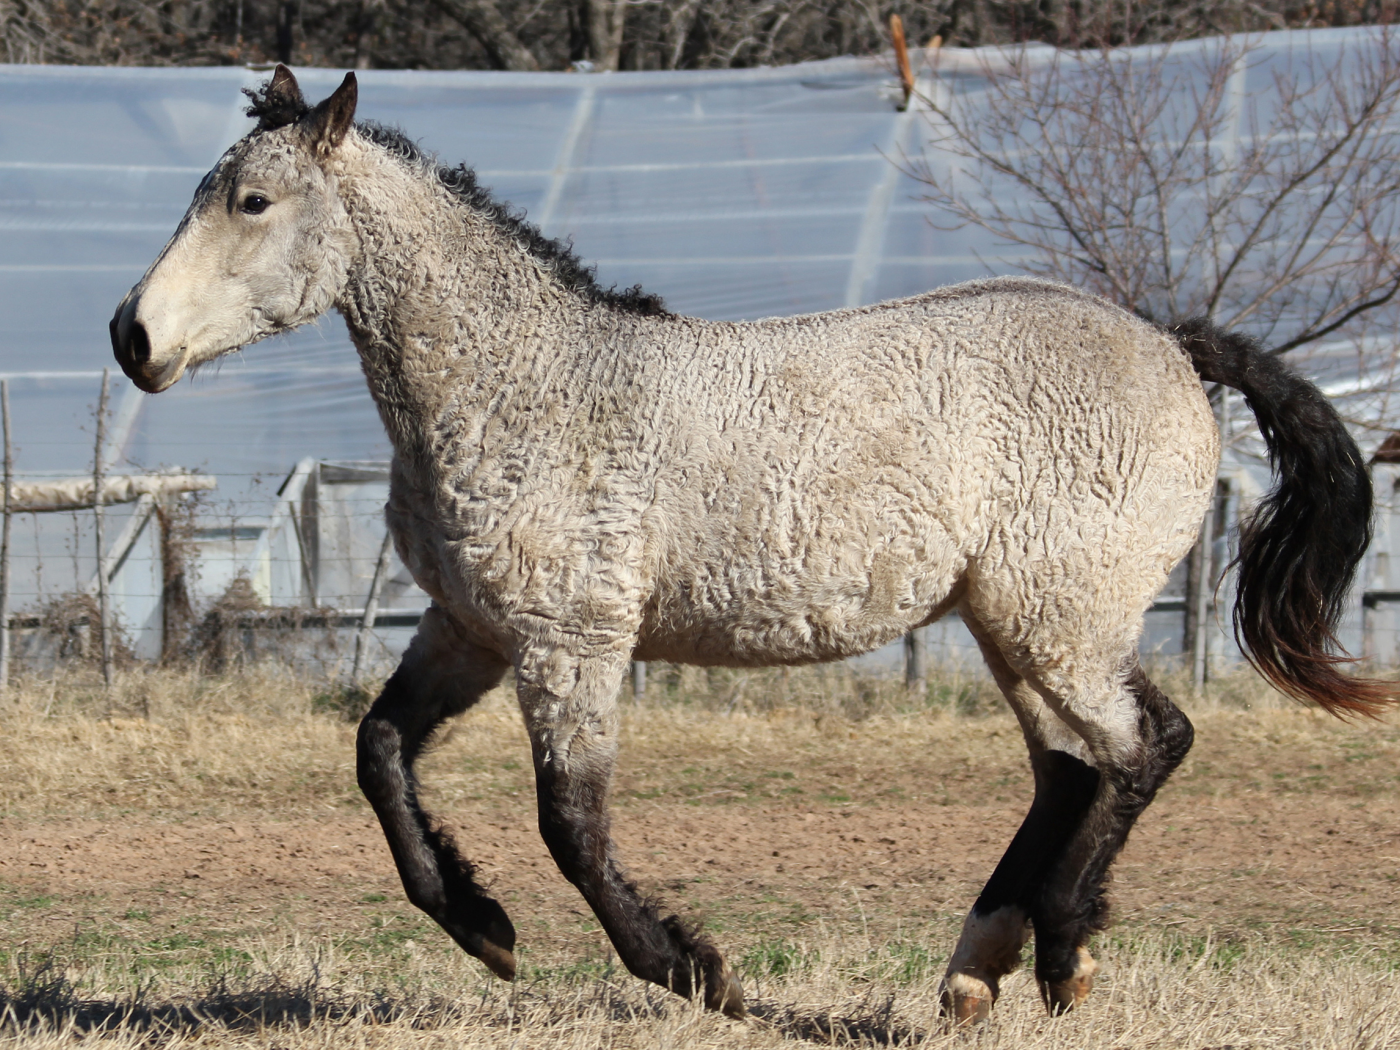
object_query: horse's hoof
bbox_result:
[445,901,518,981]
[1039,947,1096,1015]
[940,973,997,1025]
[476,937,518,982]
[698,948,746,1019]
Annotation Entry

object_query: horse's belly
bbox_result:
[637,526,965,667]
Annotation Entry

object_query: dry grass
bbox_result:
[0,668,359,819]
[4,924,1399,1048]
[4,662,1397,820]
[2,662,1399,1047]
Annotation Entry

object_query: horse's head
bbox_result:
[111,66,358,393]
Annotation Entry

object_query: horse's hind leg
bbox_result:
[516,645,745,1019]
[946,602,1193,1019]
[941,607,1101,1024]
[1030,660,1192,1013]
[356,605,517,978]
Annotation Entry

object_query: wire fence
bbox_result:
[12,385,1395,694]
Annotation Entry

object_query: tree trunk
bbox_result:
[586,0,626,71]
[430,0,540,71]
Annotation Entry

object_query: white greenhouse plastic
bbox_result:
[1,27,1397,672]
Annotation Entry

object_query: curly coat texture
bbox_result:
[232,75,1217,701]
[111,71,1393,1021]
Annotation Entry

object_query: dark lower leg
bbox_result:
[945,611,1103,1022]
[534,761,745,1018]
[1032,666,1193,1011]
[356,619,516,978]
[943,750,1099,1022]
[976,750,1101,916]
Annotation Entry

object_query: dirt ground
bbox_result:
[5,692,1400,972]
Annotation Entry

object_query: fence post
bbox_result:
[93,369,112,688]
[631,660,646,705]
[1190,494,1216,693]
[0,379,11,694]
[352,529,394,687]
[904,628,925,695]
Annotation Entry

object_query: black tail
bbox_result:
[1169,318,1394,719]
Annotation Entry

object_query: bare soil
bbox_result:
[5,697,1399,970]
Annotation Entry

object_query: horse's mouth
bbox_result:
[130,352,188,393]
[115,342,187,393]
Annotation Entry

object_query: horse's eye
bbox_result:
[240,194,270,215]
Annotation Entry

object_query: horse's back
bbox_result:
[638,278,1218,666]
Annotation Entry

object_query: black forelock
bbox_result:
[356,120,668,317]
[243,81,311,131]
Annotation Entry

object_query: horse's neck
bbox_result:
[333,144,589,466]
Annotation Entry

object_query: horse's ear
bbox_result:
[307,72,358,158]
[245,64,309,128]
[267,64,303,107]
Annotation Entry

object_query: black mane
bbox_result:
[243,76,666,317]
[243,80,310,130]
[360,123,668,317]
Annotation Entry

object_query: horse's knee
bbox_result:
[355,710,400,803]
[536,808,592,887]
[529,708,621,872]
[356,627,508,789]
[534,769,611,890]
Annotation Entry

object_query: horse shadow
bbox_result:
[2,956,924,1045]
[0,957,410,1036]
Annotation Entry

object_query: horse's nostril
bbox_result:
[110,300,150,373]
[127,320,151,366]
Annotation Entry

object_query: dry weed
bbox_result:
[2,664,1398,1047]
[3,924,1399,1048]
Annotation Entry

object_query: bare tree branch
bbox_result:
[908,31,1400,379]
[428,0,540,71]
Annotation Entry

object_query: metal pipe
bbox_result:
[93,369,112,688]
[352,529,394,687]
[1191,490,1216,693]
[0,379,12,693]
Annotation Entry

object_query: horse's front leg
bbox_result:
[356,605,517,979]
[517,645,746,1018]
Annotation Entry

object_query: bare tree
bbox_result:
[584,0,627,70]
[909,32,1400,359]
[0,1,1389,73]
[430,0,541,70]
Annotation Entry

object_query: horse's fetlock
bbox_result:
[941,972,998,1026]
[1033,933,1091,986]
[404,880,448,917]
[1037,946,1097,1015]
[661,912,704,954]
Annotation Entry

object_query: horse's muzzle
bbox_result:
[110,298,167,393]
